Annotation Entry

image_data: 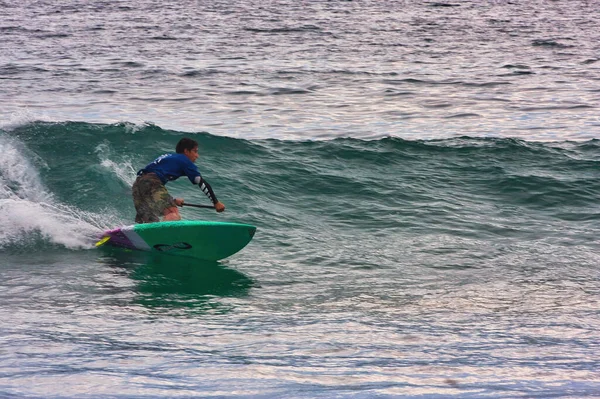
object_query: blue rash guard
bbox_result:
[137,153,219,204]
[139,153,200,185]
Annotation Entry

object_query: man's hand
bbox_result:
[174,198,185,207]
[215,201,225,213]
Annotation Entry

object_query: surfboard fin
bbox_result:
[95,236,111,247]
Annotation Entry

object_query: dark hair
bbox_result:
[176,138,198,153]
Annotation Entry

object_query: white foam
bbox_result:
[0,136,117,250]
[0,138,48,202]
[0,110,38,131]
[0,199,101,249]
[121,121,154,135]
[95,143,137,187]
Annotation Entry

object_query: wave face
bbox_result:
[2,121,599,253]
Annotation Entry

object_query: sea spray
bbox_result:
[0,135,119,250]
[95,142,138,187]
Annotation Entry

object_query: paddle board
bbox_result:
[96,220,256,261]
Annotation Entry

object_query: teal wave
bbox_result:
[1,121,599,252]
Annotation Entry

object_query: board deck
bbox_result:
[97,220,256,261]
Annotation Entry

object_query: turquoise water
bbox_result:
[1,122,599,397]
[2,0,600,397]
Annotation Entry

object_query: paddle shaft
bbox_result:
[182,203,215,209]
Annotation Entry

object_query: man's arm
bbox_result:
[194,176,225,212]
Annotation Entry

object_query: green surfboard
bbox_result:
[97,220,256,261]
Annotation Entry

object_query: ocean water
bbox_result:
[1,1,600,398]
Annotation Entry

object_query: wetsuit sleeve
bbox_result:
[196,176,219,205]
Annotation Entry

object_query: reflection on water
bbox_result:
[98,248,253,313]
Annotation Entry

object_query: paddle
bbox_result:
[181,202,215,209]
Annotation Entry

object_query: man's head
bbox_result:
[176,138,199,163]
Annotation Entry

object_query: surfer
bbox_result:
[132,138,225,223]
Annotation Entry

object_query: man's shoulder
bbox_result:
[172,153,194,164]
[152,152,174,162]
[158,153,186,163]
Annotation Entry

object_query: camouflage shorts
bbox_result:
[132,173,176,223]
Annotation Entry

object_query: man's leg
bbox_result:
[133,176,160,223]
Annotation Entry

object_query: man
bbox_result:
[132,137,225,223]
